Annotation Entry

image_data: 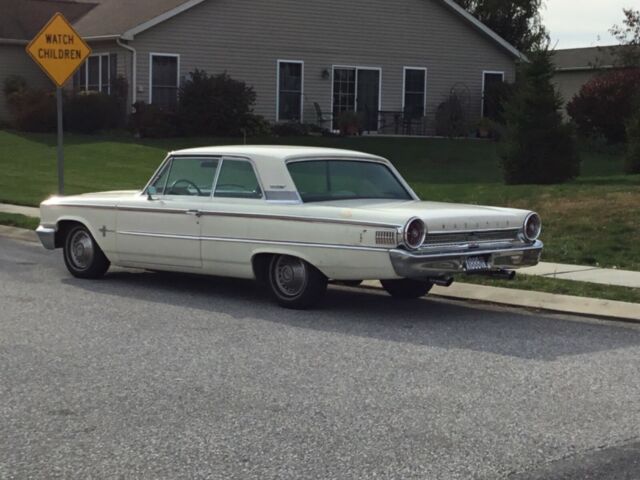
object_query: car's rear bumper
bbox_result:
[36,225,56,250]
[389,240,543,279]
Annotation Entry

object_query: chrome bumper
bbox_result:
[36,225,56,250]
[389,240,543,279]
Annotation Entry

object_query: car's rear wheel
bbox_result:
[267,255,327,309]
[63,225,110,279]
[380,279,432,299]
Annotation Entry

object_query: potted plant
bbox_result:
[476,117,493,138]
[337,111,361,136]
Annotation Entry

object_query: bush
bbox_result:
[129,101,179,138]
[567,69,640,144]
[64,92,121,133]
[3,75,27,98]
[435,94,468,137]
[6,88,56,132]
[271,121,309,136]
[482,81,514,124]
[178,69,256,136]
[625,106,640,174]
[500,49,580,184]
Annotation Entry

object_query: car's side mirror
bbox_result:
[147,186,158,200]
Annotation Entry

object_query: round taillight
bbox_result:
[403,217,426,250]
[523,212,542,241]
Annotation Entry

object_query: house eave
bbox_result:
[121,0,207,40]
[439,0,527,61]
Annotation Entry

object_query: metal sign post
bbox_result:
[56,87,64,195]
[26,13,91,196]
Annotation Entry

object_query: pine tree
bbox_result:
[499,49,580,184]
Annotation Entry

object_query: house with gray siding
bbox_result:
[1,0,523,133]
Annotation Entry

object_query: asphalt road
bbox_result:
[1,236,640,480]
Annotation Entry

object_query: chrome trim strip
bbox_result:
[50,203,400,228]
[117,230,388,252]
[427,227,521,235]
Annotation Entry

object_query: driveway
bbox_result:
[1,237,639,479]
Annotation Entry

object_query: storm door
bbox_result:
[332,67,380,132]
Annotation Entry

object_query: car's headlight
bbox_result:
[523,212,542,241]
[403,217,426,250]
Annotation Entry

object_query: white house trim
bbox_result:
[481,70,505,117]
[122,0,207,40]
[276,59,304,123]
[149,53,181,105]
[330,65,383,130]
[401,66,428,114]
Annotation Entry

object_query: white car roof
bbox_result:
[170,145,387,162]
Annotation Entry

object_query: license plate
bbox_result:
[465,256,489,271]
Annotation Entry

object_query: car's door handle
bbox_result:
[185,209,202,217]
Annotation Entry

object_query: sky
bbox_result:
[543,0,632,49]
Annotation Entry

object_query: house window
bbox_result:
[73,53,116,93]
[277,61,303,122]
[403,68,426,118]
[482,71,505,119]
[150,54,180,110]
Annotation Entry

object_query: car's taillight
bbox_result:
[403,217,426,250]
[523,212,542,241]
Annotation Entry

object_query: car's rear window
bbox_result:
[287,160,412,203]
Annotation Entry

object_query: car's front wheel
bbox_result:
[267,255,327,309]
[380,279,432,299]
[63,224,110,279]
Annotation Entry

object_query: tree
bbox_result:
[499,49,580,184]
[625,105,640,174]
[453,0,548,52]
[610,8,640,67]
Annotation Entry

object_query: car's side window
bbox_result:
[159,157,219,197]
[214,160,262,199]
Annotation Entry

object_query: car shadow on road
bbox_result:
[61,269,640,362]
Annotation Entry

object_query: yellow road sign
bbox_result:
[26,13,91,87]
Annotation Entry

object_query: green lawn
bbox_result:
[0,212,40,230]
[1,129,639,271]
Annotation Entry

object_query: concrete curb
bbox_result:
[1,225,637,322]
[0,225,39,243]
[363,281,640,322]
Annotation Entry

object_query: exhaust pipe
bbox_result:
[429,276,454,287]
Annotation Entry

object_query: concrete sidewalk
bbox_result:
[519,262,640,289]
[0,202,638,290]
[0,203,40,217]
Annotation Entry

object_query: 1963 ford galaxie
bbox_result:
[37,146,543,308]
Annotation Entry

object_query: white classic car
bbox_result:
[37,146,543,308]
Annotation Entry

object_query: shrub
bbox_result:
[129,101,179,138]
[6,88,56,132]
[435,94,468,137]
[567,69,640,144]
[625,106,640,174]
[3,75,27,98]
[178,69,256,136]
[64,92,121,133]
[500,49,580,184]
[271,121,309,136]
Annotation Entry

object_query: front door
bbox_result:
[332,67,380,132]
[115,156,219,269]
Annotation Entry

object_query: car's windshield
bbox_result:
[287,159,412,203]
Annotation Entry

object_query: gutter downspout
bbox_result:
[116,37,137,106]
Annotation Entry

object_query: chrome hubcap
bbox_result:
[274,256,307,297]
[68,230,94,270]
